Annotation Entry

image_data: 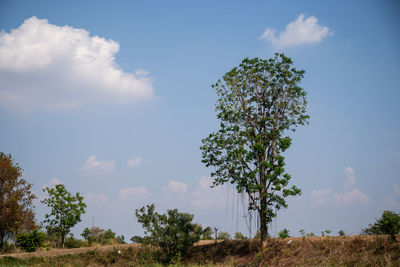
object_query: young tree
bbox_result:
[201,54,309,247]
[0,152,36,250]
[135,204,204,263]
[41,184,86,248]
[234,232,246,239]
[278,228,290,239]
[217,231,231,240]
[363,210,400,241]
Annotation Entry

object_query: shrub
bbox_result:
[278,229,290,239]
[16,230,45,252]
[363,210,400,241]
[234,232,246,239]
[338,230,346,236]
[217,231,231,240]
[65,234,85,248]
[135,204,204,263]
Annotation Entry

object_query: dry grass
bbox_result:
[0,235,399,266]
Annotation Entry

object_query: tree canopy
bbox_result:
[135,204,204,263]
[201,54,309,246]
[363,210,400,241]
[0,152,36,250]
[41,184,86,248]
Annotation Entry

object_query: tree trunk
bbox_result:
[0,232,4,251]
[61,232,65,249]
[260,161,268,249]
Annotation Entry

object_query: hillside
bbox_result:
[0,235,399,266]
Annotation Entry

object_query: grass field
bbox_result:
[0,235,399,266]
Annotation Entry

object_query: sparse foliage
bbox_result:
[363,210,400,241]
[0,152,36,250]
[135,204,204,263]
[201,54,309,246]
[324,230,331,236]
[41,184,86,249]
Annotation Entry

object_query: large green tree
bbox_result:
[41,184,86,248]
[201,54,309,246]
[0,152,36,250]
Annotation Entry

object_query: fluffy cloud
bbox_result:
[190,176,226,209]
[162,181,188,193]
[80,155,115,175]
[84,192,109,205]
[311,188,334,206]
[334,189,369,205]
[127,157,142,168]
[312,167,370,206]
[260,14,332,48]
[41,177,63,189]
[119,186,152,200]
[0,16,154,113]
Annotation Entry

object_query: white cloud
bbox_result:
[344,166,356,191]
[162,181,188,193]
[84,192,109,205]
[190,176,226,209]
[120,186,151,200]
[41,177,63,189]
[127,157,142,168]
[385,184,400,208]
[0,16,154,113]
[311,167,370,206]
[80,155,115,175]
[260,14,332,48]
[311,188,333,206]
[334,189,370,205]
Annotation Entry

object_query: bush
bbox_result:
[217,231,231,240]
[234,232,245,239]
[16,230,45,252]
[135,204,204,263]
[278,229,290,239]
[64,234,85,248]
[363,210,400,241]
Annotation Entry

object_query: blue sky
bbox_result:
[0,0,399,239]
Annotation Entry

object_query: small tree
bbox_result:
[201,227,213,240]
[338,230,345,236]
[278,228,290,239]
[363,210,400,241]
[217,231,231,240]
[135,204,204,263]
[201,54,309,247]
[234,232,246,239]
[41,184,86,248]
[0,153,36,250]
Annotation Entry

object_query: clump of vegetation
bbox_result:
[278,228,290,239]
[81,227,125,246]
[135,204,205,263]
[363,210,400,241]
[217,231,231,240]
[338,230,346,236]
[234,232,246,239]
[16,229,45,252]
